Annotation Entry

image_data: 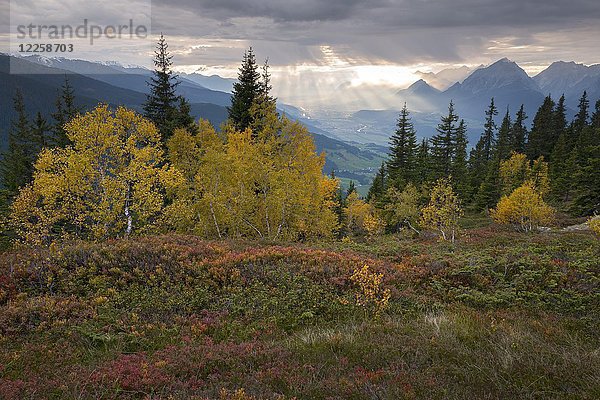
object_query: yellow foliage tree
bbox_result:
[420,178,463,242]
[345,191,384,236]
[166,116,338,240]
[383,183,421,234]
[10,105,181,245]
[499,152,549,196]
[491,183,555,232]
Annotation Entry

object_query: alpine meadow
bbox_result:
[1,2,600,399]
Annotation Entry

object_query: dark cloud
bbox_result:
[154,0,379,22]
[154,0,600,27]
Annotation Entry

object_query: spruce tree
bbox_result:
[475,109,509,211]
[592,99,600,129]
[572,91,590,136]
[570,126,600,215]
[481,98,498,161]
[367,163,386,203]
[452,119,469,198]
[527,95,555,160]
[228,47,261,131]
[495,108,513,162]
[550,131,571,202]
[330,170,347,238]
[51,77,79,147]
[512,105,528,154]
[387,103,417,188]
[347,180,358,198]
[143,34,193,142]
[0,90,33,198]
[468,99,498,203]
[553,95,568,150]
[430,101,459,180]
[414,139,430,185]
[249,59,278,137]
[32,112,51,151]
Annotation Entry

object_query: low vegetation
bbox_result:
[1,225,599,399]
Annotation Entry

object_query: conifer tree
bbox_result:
[0,90,34,198]
[366,163,386,203]
[592,99,600,129]
[553,95,568,151]
[430,101,459,179]
[570,126,600,215]
[32,112,51,151]
[550,131,571,202]
[468,99,498,203]
[143,34,193,142]
[511,104,528,154]
[572,91,590,136]
[347,180,357,198]
[527,95,556,160]
[51,77,79,147]
[329,171,347,238]
[387,104,417,188]
[249,59,278,137]
[452,119,469,197]
[414,139,430,185]
[481,98,498,162]
[229,47,261,132]
[495,108,513,162]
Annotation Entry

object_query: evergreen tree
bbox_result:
[414,139,430,185]
[550,131,572,202]
[481,98,498,162]
[51,76,79,147]
[32,112,51,151]
[366,163,386,203]
[330,171,347,238]
[452,119,469,198]
[553,95,568,150]
[228,47,261,132]
[527,95,555,160]
[387,104,417,188]
[592,99,600,130]
[249,59,278,137]
[570,126,600,215]
[430,101,459,179]
[468,99,498,203]
[143,34,193,142]
[572,91,590,136]
[495,108,513,162]
[0,90,34,198]
[347,180,358,198]
[511,104,528,154]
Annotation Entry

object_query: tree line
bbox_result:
[357,91,600,236]
[1,37,339,246]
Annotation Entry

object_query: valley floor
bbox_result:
[0,227,599,399]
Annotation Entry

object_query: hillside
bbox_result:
[1,227,599,399]
[0,55,384,186]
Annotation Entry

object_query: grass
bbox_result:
[0,226,599,399]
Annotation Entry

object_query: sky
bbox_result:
[2,0,600,111]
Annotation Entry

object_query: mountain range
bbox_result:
[348,58,600,145]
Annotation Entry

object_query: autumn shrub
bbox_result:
[420,178,463,242]
[349,265,391,317]
[589,216,600,236]
[491,183,555,232]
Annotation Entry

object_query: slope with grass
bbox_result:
[0,227,599,399]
